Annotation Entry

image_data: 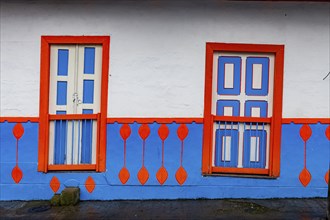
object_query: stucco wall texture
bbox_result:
[0,0,329,118]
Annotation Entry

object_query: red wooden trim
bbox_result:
[207,43,285,54]
[98,36,110,172]
[0,117,39,123]
[41,36,109,44]
[202,43,214,174]
[38,37,51,172]
[211,167,269,175]
[49,114,98,120]
[282,118,330,124]
[96,113,101,172]
[269,45,284,177]
[213,115,271,123]
[48,164,96,171]
[107,117,204,124]
[38,35,110,173]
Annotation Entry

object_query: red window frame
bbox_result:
[202,43,284,177]
[38,36,110,172]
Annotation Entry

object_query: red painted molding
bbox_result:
[213,115,271,123]
[282,118,330,124]
[48,164,96,171]
[49,114,98,120]
[107,117,204,124]
[0,117,39,123]
[211,167,269,176]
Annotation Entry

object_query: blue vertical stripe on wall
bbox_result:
[243,128,267,168]
[57,49,69,76]
[83,80,94,104]
[56,81,67,105]
[81,109,93,164]
[245,57,269,96]
[84,47,95,74]
[54,111,67,164]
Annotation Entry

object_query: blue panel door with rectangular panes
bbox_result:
[213,53,274,169]
[49,45,102,166]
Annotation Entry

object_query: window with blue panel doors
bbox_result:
[212,52,274,173]
[48,45,102,167]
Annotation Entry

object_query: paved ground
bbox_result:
[0,198,327,220]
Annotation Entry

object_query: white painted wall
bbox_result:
[0,0,329,118]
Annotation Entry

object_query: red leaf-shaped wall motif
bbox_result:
[299,168,311,187]
[138,124,150,140]
[156,166,168,185]
[120,124,131,140]
[325,126,330,140]
[325,170,329,185]
[299,124,312,142]
[50,176,60,193]
[119,167,130,184]
[12,165,23,184]
[137,166,149,185]
[85,176,96,193]
[13,123,24,140]
[158,124,169,141]
[177,124,189,141]
[175,166,188,186]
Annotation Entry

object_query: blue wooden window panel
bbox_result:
[245,101,268,117]
[57,49,69,76]
[56,81,67,105]
[81,109,93,164]
[54,111,67,164]
[243,128,267,168]
[214,127,239,167]
[83,80,94,104]
[245,57,269,96]
[216,100,240,116]
[217,56,241,95]
[84,47,95,74]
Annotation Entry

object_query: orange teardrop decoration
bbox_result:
[325,126,330,140]
[299,168,311,187]
[137,166,149,185]
[175,166,188,186]
[158,124,169,141]
[156,166,168,185]
[119,167,130,184]
[177,124,189,141]
[13,123,24,140]
[120,124,131,140]
[325,170,329,184]
[299,124,312,142]
[85,176,96,193]
[50,176,60,193]
[11,165,23,184]
[138,124,150,140]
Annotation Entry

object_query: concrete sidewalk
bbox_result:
[0,198,327,220]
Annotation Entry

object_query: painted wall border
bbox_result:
[107,117,204,124]
[1,117,329,125]
[0,117,39,123]
[282,118,330,124]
